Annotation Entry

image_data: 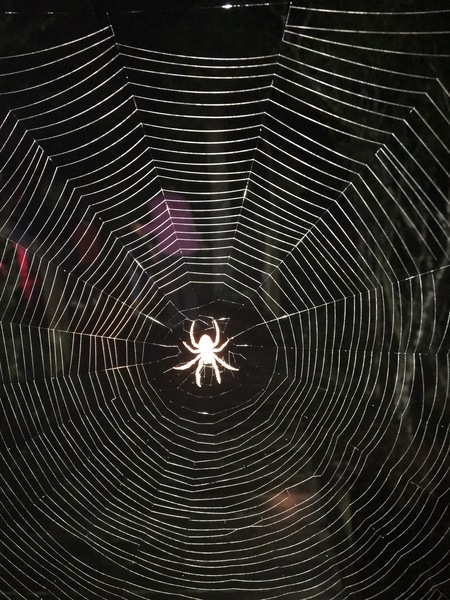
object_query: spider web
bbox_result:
[1,2,449,599]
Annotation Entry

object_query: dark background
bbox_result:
[1,2,449,599]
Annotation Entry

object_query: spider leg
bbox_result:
[173,354,201,371]
[183,341,200,353]
[212,357,221,384]
[215,355,239,372]
[190,321,200,349]
[195,358,204,387]
[212,319,220,346]
[215,338,230,352]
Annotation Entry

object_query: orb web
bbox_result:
[1,3,449,599]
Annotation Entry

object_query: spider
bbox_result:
[173,319,238,387]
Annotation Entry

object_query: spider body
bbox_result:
[173,320,238,387]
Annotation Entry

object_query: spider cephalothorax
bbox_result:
[173,319,238,387]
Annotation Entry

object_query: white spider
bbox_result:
[173,319,238,387]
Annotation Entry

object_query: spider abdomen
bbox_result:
[198,334,215,364]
